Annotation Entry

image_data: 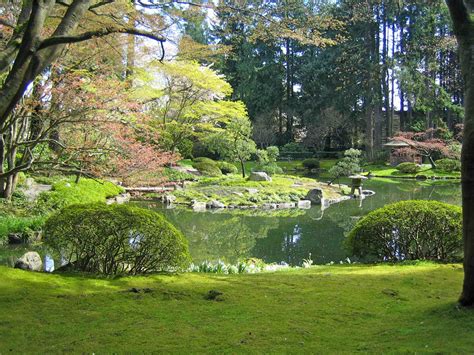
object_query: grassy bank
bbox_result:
[0,263,473,352]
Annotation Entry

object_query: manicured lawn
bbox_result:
[0,263,472,352]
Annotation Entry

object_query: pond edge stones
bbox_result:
[14,251,43,272]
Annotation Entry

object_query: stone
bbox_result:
[14,252,42,272]
[210,200,225,209]
[297,200,312,209]
[192,201,207,211]
[115,193,131,204]
[276,202,295,209]
[163,194,177,204]
[246,188,259,194]
[305,188,323,204]
[248,172,272,182]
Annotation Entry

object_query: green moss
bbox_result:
[36,178,124,213]
[0,264,473,352]
[364,163,461,179]
[170,174,345,207]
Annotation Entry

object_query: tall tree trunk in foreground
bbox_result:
[446,0,474,306]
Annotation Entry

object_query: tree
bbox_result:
[328,148,362,185]
[0,0,168,125]
[205,115,257,178]
[446,0,474,307]
[390,129,456,169]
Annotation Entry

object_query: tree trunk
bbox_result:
[240,159,245,178]
[446,0,474,306]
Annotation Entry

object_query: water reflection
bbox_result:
[0,179,462,268]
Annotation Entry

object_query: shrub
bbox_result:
[252,163,283,176]
[217,162,238,175]
[192,161,222,177]
[44,203,190,275]
[266,146,279,162]
[396,162,420,174]
[435,158,461,172]
[193,157,217,165]
[347,200,462,262]
[302,158,320,170]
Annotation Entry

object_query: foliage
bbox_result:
[348,200,462,262]
[396,162,420,174]
[328,149,362,181]
[435,158,461,173]
[302,158,321,170]
[43,203,190,275]
[205,115,257,177]
[390,130,457,168]
[192,162,222,177]
[162,168,197,182]
[252,163,283,176]
[0,215,46,242]
[216,162,238,175]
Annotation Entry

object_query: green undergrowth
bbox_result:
[170,174,347,207]
[0,177,123,241]
[0,263,473,352]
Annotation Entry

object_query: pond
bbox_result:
[135,178,462,266]
[0,178,461,268]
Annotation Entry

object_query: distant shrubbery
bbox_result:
[302,158,320,170]
[44,203,190,275]
[396,162,420,174]
[435,158,461,172]
[347,200,462,262]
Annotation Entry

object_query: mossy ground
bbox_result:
[0,177,123,240]
[364,163,461,179]
[171,174,348,207]
[1,263,473,352]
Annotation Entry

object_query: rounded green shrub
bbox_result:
[217,161,238,175]
[302,158,320,170]
[193,157,217,165]
[44,203,190,275]
[192,161,222,177]
[347,200,462,262]
[435,158,461,172]
[396,162,420,174]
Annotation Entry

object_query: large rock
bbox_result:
[14,252,42,271]
[209,200,225,209]
[297,200,312,209]
[163,194,177,204]
[192,201,207,212]
[249,172,272,182]
[305,188,323,204]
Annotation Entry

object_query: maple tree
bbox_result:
[390,129,458,169]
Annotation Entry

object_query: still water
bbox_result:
[137,179,461,266]
[0,179,461,268]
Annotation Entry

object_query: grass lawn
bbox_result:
[0,263,473,352]
[364,163,461,179]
